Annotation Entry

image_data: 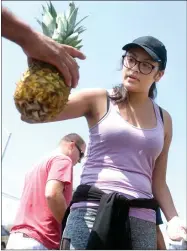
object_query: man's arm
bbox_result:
[2,6,32,46]
[2,6,86,87]
[45,180,67,223]
[45,156,72,223]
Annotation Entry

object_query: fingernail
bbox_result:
[73,83,78,88]
[81,54,86,59]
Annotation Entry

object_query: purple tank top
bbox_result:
[72,93,164,223]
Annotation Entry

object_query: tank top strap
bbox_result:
[151,99,164,126]
[106,89,119,112]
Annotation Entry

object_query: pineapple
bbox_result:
[14,1,88,122]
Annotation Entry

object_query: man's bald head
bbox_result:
[59,133,85,148]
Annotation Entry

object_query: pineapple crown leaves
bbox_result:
[36,1,57,37]
[46,1,57,20]
[36,1,88,49]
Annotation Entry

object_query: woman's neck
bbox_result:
[127,92,150,107]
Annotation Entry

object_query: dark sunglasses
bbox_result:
[72,141,84,163]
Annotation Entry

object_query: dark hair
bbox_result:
[109,55,159,103]
[60,133,85,148]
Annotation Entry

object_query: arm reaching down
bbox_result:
[152,109,187,241]
[157,226,166,250]
[45,180,67,223]
[152,110,177,221]
[45,156,73,223]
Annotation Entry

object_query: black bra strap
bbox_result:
[159,106,164,124]
[106,92,110,112]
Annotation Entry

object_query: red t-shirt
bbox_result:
[11,153,73,249]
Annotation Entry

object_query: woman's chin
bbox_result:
[123,82,140,92]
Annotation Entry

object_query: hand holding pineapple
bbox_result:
[6,1,88,122]
[2,4,86,88]
[25,37,86,88]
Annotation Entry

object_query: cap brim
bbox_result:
[122,43,161,63]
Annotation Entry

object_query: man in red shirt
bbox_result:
[6,133,86,250]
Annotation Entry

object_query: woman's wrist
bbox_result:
[168,216,179,223]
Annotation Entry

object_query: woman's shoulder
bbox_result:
[152,100,172,120]
[153,103,173,138]
[158,106,172,122]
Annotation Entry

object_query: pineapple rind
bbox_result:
[14,63,71,122]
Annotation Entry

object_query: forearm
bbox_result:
[157,226,166,250]
[2,6,34,47]
[153,181,178,222]
[46,193,67,224]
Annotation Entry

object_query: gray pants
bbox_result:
[62,207,156,250]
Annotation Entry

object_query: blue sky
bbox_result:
[2,0,186,230]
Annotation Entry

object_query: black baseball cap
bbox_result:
[122,36,167,70]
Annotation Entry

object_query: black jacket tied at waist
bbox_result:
[61,184,158,250]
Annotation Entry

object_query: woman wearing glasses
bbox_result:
[23,36,186,249]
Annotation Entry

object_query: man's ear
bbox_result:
[155,70,165,82]
[69,141,75,150]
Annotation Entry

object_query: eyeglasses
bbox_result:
[122,55,158,75]
[74,142,84,163]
